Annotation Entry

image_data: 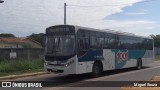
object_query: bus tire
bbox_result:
[91,62,102,78]
[137,58,142,70]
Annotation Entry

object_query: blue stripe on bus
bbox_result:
[78,49,103,62]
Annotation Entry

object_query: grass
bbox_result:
[0,59,44,76]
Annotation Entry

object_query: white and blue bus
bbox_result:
[44,25,154,77]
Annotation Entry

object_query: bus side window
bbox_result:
[107,34,116,49]
[90,32,97,49]
[96,32,105,49]
[104,33,116,49]
[77,30,90,57]
[104,33,109,48]
[142,39,153,50]
[148,39,153,50]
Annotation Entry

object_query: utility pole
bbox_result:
[64,3,66,25]
[0,0,4,3]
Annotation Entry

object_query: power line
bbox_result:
[0,0,4,3]
[67,0,157,7]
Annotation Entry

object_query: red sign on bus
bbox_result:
[116,50,128,63]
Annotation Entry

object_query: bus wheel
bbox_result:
[137,58,142,70]
[91,62,102,78]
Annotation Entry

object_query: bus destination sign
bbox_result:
[46,26,75,35]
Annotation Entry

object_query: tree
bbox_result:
[28,33,45,47]
[150,34,160,47]
[150,34,155,38]
[0,33,16,37]
[154,35,160,47]
[0,0,4,3]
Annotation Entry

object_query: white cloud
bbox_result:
[125,12,146,15]
[125,8,147,15]
[76,19,157,35]
[0,0,156,36]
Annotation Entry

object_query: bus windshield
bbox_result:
[46,35,75,56]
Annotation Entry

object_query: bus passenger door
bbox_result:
[78,62,87,74]
[103,49,115,70]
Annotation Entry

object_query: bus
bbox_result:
[44,25,154,77]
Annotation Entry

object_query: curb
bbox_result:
[0,72,49,80]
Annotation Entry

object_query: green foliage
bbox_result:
[0,33,16,37]
[28,33,45,47]
[150,35,160,47]
[0,59,44,74]
[154,37,160,47]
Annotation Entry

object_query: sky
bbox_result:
[0,0,159,37]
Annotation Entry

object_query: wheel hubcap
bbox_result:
[95,66,99,74]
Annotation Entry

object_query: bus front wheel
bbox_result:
[137,58,142,70]
[91,62,102,78]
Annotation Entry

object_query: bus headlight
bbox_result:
[45,62,48,66]
[65,64,68,67]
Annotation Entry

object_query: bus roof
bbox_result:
[47,24,153,39]
[74,25,153,39]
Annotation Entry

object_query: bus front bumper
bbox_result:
[44,64,65,74]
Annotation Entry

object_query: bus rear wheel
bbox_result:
[91,62,102,78]
[137,58,142,70]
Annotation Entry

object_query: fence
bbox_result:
[0,48,159,61]
[0,48,44,61]
[155,47,160,56]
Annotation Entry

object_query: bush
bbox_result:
[0,59,44,73]
[0,61,15,72]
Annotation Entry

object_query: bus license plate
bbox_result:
[52,68,57,71]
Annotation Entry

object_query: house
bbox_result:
[0,37,42,48]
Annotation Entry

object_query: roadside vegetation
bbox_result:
[0,59,44,76]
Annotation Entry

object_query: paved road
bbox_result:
[2,61,160,90]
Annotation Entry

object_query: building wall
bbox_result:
[155,47,160,56]
[0,48,44,61]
